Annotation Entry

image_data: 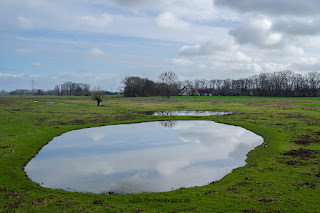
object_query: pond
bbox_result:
[133,110,233,116]
[25,121,263,194]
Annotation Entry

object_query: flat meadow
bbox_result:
[0,95,320,212]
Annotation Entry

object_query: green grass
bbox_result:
[0,95,320,212]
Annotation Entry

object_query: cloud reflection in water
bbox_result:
[25,121,263,194]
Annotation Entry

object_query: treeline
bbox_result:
[53,82,91,96]
[122,70,320,97]
[3,89,49,96]
[122,72,179,97]
[5,82,94,96]
[183,70,320,97]
[2,70,319,97]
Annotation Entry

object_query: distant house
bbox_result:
[179,86,193,96]
[219,89,242,96]
[194,89,213,96]
[105,91,118,95]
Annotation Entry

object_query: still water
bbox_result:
[134,111,233,116]
[25,121,263,194]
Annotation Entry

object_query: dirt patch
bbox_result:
[71,119,86,125]
[283,148,320,158]
[209,180,217,185]
[296,182,317,189]
[227,186,239,193]
[285,160,307,166]
[295,135,319,145]
[57,119,86,125]
[5,191,29,199]
[242,209,259,213]
[0,187,7,192]
[6,201,25,208]
[32,198,47,206]
[9,108,22,111]
[245,103,296,108]
[259,198,281,203]
[0,98,16,105]
[236,181,250,186]
[244,99,316,103]
[204,190,216,195]
[259,167,275,172]
[56,199,79,207]
[177,106,186,109]
[93,199,104,205]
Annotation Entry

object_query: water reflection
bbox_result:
[33,100,64,104]
[134,111,233,116]
[25,121,263,194]
[159,120,177,128]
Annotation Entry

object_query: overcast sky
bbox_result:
[1,0,320,91]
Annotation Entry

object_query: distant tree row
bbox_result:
[53,82,91,96]
[122,71,179,98]
[3,82,93,96]
[4,82,92,96]
[122,70,320,97]
[180,70,319,97]
[2,70,319,97]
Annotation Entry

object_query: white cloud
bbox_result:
[272,17,320,36]
[106,0,166,11]
[0,73,25,78]
[179,39,236,57]
[291,57,320,71]
[17,16,34,30]
[214,0,320,16]
[234,51,252,63]
[155,11,189,30]
[107,0,237,22]
[80,13,113,29]
[169,58,193,66]
[229,16,283,48]
[0,0,229,43]
[198,64,207,69]
[89,48,104,56]
[32,62,41,66]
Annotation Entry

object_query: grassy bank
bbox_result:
[0,95,320,212]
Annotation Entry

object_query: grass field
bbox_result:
[1,95,320,212]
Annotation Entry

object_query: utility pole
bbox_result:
[31,80,35,94]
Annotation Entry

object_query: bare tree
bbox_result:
[307,72,320,97]
[159,71,179,98]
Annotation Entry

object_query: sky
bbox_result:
[1,0,320,91]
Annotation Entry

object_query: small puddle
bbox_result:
[25,121,263,194]
[134,111,233,116]
[33,101,64,104]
